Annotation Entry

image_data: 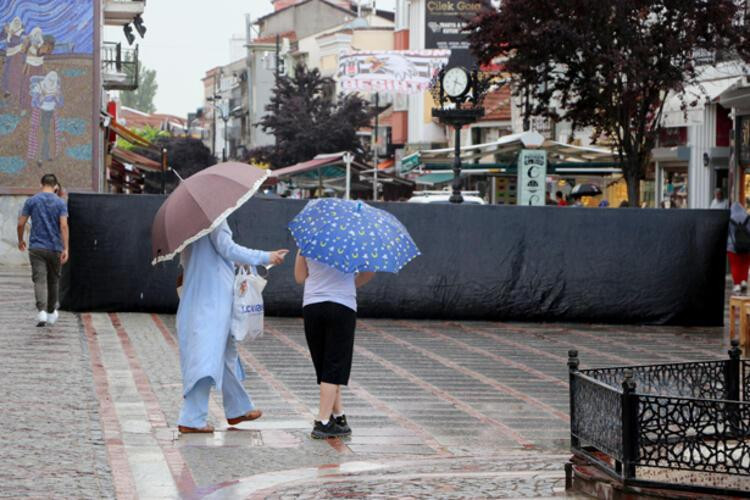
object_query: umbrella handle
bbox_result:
[257,264,273,278]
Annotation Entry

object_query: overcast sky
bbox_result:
[105,0,396,116]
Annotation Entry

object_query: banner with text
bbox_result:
[425,0,489,68]
[337,50,450,94]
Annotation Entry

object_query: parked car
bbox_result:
[407,191,486,205]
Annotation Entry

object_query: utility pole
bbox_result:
[211,73,217,158]
[275,34,280,162]
[372,92,379,201]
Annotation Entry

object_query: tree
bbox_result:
[121,61,158,114]
[133,137,216,193]
[467,0,750,205]
[251,63,372,168]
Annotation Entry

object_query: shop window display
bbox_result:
[662,169,688,208]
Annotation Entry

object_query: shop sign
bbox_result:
[741,116,750,168]
[425,0,488,68]
[517,149,547,206]
[400,152,421,172]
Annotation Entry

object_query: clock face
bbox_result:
[442,67,469,97]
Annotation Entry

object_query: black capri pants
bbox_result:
[303,301,357,385]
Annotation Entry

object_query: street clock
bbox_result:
[441,66,471,98]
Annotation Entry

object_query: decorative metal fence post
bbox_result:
[621,369,638,480]
[726,339,742,436]
[568,350,580,449]
[727,339,741,401]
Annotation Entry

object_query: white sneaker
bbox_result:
[47,310,59,326]
[36,310,47,327]
[733,284,742,294]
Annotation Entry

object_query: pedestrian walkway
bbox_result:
[0,266,732,498]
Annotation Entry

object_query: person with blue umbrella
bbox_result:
[290,198,420,439]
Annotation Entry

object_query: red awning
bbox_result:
[110,147,162,172]
[270,154,343,178]
[377,158,394,171]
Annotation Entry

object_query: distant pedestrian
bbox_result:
[710,188,729,209]
[16,173,68,326]
[727,202,750,293]
[294,251,374,439]
[555,191,567,206]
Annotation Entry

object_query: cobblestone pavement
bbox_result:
[0,266,734,498]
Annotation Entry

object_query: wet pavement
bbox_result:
[0,266,734,498]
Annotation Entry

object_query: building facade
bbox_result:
[0,0,148,264]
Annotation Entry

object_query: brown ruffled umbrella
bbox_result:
[151,161,268,265]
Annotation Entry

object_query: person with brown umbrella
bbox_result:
[152,162,288,433]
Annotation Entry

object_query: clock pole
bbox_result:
[431,67,489,204]
[451,124,462,203]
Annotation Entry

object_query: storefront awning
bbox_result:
[413,131,617,166]
[414,173,454,186]
[270,153,347,178]
[110,147,162,172]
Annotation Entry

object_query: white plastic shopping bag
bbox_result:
[230,265,266,341]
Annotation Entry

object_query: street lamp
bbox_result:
[342,151,354,200]
[431,67,489,203]
[207,95,229,161]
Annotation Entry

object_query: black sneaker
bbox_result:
[311,420,348,439]
[331,414,351,435]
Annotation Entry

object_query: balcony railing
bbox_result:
[102,42,139,91]
[104,0,146,26]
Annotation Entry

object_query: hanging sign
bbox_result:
[517,149,547,206]
[337,50,450,94]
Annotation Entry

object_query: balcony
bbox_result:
[104,0,146,26]
[102,42,139,91]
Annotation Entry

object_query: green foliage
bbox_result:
[256,63,372,168]
[116,125,169,151]
[121,60,158,114]
[467,0,750,205]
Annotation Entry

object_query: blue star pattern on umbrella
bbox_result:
[288,198,421,274]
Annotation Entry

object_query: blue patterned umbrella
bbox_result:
[288,198,420,273]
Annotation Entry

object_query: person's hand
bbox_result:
[60,250,69,264]
[18,241,26,252]
[269,249,289,266]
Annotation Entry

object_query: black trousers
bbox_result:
[303,301,356,385]
[29,248,61,313]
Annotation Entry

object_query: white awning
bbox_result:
[415,130,617,165]
[661,76,745,127]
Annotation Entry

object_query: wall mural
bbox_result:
[0,0,94,190]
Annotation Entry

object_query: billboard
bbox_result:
[425,0,486,68]
[337,50,450,94]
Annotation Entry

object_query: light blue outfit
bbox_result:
[176,220,270,428]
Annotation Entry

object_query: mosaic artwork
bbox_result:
[0,0,94,190]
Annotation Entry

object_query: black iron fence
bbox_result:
[569,341,750,495]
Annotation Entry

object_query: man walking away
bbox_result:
[17,173,69,326]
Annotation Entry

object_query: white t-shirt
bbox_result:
[303,258,357,312]
[710,198,729,209]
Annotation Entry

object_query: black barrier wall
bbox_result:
[61,193,728,325]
